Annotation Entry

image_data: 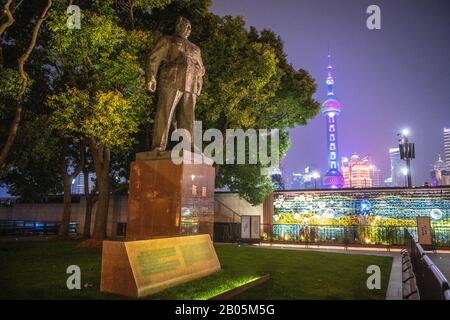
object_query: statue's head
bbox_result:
[175,17,191,39]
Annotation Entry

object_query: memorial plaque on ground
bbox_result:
[101,234,221,298]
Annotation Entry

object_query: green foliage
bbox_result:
[1,116,62,201]
[0,68,32,114]
[46,6,150,151]
[47,88,143,151]
[217,164,274,206]
[0,69,22,100]
[46,87,90,137]
[134,0,174,10]
[85,91,141,150]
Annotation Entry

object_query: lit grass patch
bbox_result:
[0,240,392,300]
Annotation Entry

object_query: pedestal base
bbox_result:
[126,153,215,240]
[100,234,221,298]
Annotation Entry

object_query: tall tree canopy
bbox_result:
[0,0,319,240]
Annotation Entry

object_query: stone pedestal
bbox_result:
[100,151,219,298]
[126,151,215,241]
[101,234,220,298]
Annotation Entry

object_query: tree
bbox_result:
[0,116,62,202]
[0,0,53,167]
[2,0,320,240]
[81,147,97,239]
[46,2,154,241]
[57,139,84,238]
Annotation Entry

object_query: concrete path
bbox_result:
[428,251,450,282]
[243,243,403,300]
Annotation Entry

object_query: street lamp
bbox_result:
[401,128,410,137]
[397,129,415,188]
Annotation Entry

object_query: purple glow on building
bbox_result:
[322,55,344,188]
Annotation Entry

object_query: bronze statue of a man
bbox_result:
[146,17,205,152]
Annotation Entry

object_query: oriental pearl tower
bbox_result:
[322,55,344,188]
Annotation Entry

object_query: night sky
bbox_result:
[211,0,450,186]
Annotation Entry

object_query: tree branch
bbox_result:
[17,0,53,97]
[0,105,21,165]
[0,0,53,167]
[0,0,14,36]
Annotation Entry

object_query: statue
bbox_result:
[146,17,205,152]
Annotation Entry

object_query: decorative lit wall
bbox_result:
[273,187,450,225]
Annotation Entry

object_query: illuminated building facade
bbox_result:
[286,167,322,190]
[322,56,344,189]
[71,172,96,194]
[430,155,450,186]
[370,165,381,187]
[270,167,285,191]
[444,128,450,168]
[341,154,373,188]
[388,147,404,187]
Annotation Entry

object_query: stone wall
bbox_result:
[0,192,262,238]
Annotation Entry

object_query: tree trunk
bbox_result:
[58,170,72,238]
[91,163,110,240]
[90,139,111,241]
[0,105,22,166]
[58,141,84,238]
[82,195,93,238]
[82,167,97,239]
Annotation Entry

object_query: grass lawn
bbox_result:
[0,240,392,300]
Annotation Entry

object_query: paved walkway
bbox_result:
[245,243,403,300]
[428,251,450,282]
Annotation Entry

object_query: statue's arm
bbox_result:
[196,53,205,95]
[146,37,169,84]
[197,53,205,77]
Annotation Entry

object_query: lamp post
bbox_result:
[398,129,415,188]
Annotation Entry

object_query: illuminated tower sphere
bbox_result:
[322,55,345,188]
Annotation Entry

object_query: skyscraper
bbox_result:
[270,167,285,191]
[430,154,450,186]
[369,164,381,188]
[444,128,450,168]
[322,55,344,188]
[341,154,380,188]
[388,147,404,187]
[71,172,96,194]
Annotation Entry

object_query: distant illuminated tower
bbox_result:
[322,55,344,188]
[444,128,450,168]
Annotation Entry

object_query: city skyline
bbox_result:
[212,0,450,186]
[0,1,449,198]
